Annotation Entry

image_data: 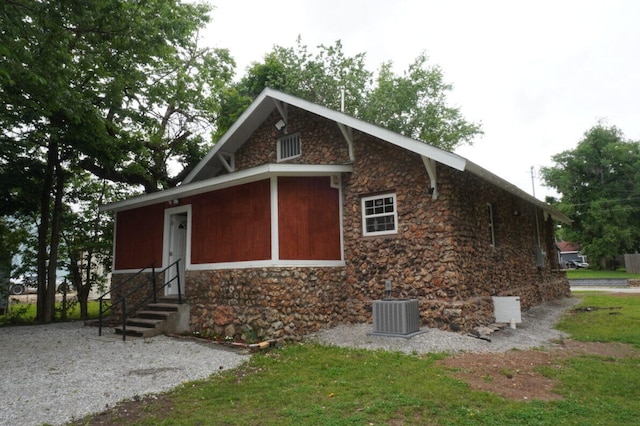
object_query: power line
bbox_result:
[559,196,640,208]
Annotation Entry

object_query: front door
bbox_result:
[166,213,187,296]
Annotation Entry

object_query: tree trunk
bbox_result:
[36,140,56,323]
[46,150,65,320]
[68,250,88,320]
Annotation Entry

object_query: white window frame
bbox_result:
[487,202,495,247]
[277,133,301,162]
[362,193,398,236]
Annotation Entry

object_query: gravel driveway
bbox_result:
[0,323,250,426]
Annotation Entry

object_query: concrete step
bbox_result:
[137,310,175,320]
[126,317,165,328]
[114,325,161,338]
[146,302,180,311]
[111,299,190,340]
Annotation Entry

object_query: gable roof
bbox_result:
[102,88,570,224]
[184,88,467,183]
[183,88,569,223]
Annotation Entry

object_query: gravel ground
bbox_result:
[309,297,582,354]
[0,323,250,426]
[0,296,582,426]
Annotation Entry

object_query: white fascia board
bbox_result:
[100,163,353,213]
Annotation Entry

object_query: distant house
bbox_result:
[101,88,571,340]
[557,241,588,268]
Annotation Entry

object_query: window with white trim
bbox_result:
[362,193,398,236]
[277,133,301,161]
[487,203,495,247]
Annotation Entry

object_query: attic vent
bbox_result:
[277,133,301,161]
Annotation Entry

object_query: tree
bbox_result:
[541,123,640,268]
[360,53,482,151]
[1,0,234,322]
[216,38,482,151]
[60,176,127,320]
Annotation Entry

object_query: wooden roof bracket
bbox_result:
[337,122,355,162]
[217,151,235,173]
[422,156,439,200]
[273,99,288,127]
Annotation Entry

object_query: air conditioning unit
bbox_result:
[372,299,420,335]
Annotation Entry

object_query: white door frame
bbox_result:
[162,205,192,296]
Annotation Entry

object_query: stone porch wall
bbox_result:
[109,271,166,320]
[187,267,352,341]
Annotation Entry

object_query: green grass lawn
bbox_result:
[565,269,640,279]
[0,299,103,325]
[75,292,640,426]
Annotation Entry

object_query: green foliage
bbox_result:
[219,38,482,151]
[1,0,235,321]
[542,122,640,268]
[360,53,482,151]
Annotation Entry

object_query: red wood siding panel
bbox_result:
[278,176,341,260]
[191,180,271,263]
[114,204,164,270]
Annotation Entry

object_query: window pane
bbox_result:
[362,194,397,236]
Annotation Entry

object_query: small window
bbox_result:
[277,133,301,161]
[487,203,495,247]
[362,193,398,236]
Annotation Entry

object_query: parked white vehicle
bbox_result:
[8,276,72,295]
[9,276,36,295]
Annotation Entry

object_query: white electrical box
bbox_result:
[492,296,522,325]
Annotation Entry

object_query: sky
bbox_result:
[201,0,640,200]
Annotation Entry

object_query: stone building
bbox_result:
[102,88,570,340]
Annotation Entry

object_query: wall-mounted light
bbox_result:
[275,119,286,131]
[169,199,180,206]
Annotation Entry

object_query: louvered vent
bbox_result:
[372,299,420,335]
[277,133,301,161]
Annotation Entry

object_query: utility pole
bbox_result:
[532,166,543,267]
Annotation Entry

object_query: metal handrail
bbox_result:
[98,259,182,340]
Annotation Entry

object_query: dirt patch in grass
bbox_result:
[440,339,640,401]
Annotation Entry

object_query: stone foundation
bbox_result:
[181,267,570,340]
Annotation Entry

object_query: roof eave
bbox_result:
[465,161,571,224]
[100,163,354,213]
